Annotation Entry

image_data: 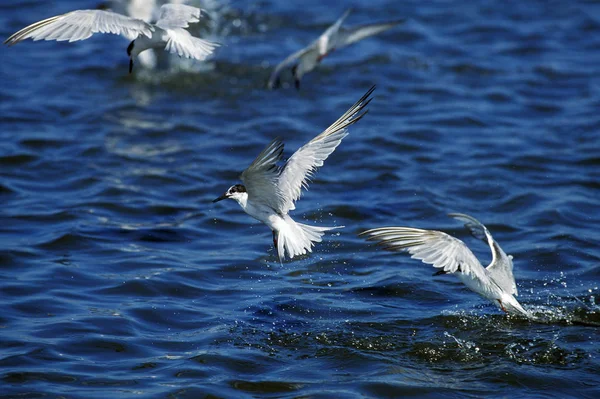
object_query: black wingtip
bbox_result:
[365,84,376,98]
[129,59,133,74]
[294,79,300,90]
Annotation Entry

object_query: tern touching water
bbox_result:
[268,9,403,89]
[3,3,219,73]
[213,86,375,262]
[360,213,532,317]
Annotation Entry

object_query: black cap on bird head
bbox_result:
[213,184,247,203]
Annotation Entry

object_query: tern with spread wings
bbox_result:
[214,86,375,262]
[4,3,219,73]
[268,9,403,89]
[100,0,190,70]
[361,213,532,317]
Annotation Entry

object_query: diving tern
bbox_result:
[268,9,403,89]
[213,86,375,262]
[4,3,219,73]
[360,213,532,317]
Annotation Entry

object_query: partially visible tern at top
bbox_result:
[98,0,190,69]
[267,8,404,90]
[3,3,219,74]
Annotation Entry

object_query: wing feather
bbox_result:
[449,213,519,296]
[4,9,153,45]
[163,28,219,60]
[240,139,286,211]
[318,8,353,53]
[276,85,374,213]
[360,226,487,280]
[156,4,202,30]
[337,20,404,48]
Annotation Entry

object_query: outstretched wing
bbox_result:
[448,213,488,241]
[240,138,286,211]
[156,4,202,30]
[267,45,314,89]
[156,4,218,60]
[4,9,152,45]
[449,213,518,295]
[276,85,374,213]
[163,28,219,60]
[360,226,488,281]
[318,8,353,53]
[337,19,404,48]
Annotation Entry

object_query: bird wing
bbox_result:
[337,19,404,48]
[276,85,374,213]
[360,226,488,281]
[267,8,353,89]
[155,4,202,30]
[318,8,353,53]
[448,213,518,295]
[240,138,286,212]
[267,45,314,89]
[4,9,153,45]
[162,28,219,60]
[448,213,488,241]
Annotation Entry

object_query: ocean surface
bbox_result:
[1,0,600,397]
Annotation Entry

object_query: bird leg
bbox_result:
[290,65,300,90]
[272,230,278,248]
[497,300,507,313]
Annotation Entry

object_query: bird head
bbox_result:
[213,184,247,204]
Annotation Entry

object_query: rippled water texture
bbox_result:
[1,0,600,397]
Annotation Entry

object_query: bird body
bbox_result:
[361,213,532,317]
[268,9,403,89]
[214,86,375,261]
[4,4,219,73]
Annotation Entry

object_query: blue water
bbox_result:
[1,0,600,397]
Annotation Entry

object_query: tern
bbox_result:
[360,213,532,317]
[213,86,375,262]
[99,0,190,69]
[267,9,403,89]
[3,3,219,73]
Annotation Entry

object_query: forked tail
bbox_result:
[276,216,342,262]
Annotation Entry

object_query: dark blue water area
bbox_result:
[1,0,600,397]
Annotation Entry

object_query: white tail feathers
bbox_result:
[276,216,341,262]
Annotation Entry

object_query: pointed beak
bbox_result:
[129,58,134,74]
[212,193,228,203]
